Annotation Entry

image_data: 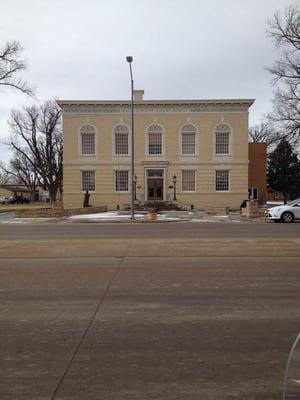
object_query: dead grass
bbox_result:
[0,203,51,213]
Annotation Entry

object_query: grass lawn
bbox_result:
[0,203,51,213]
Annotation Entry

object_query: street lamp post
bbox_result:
[126,56,135,220]
[173,175,177,201]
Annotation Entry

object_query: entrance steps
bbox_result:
[123,201,185,212]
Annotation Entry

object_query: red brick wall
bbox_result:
[248,143,267,203]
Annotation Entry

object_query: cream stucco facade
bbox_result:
[57,92,254,210]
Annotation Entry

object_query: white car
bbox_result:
[0,197,11,205]
[265,198,300,223]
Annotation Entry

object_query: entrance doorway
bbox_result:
[147,169,164,201]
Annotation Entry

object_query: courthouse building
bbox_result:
[57,91,254,210]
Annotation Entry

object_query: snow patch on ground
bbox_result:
[0,211,243,224]
[68,211,182,221]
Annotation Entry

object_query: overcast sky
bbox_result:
[0,0,294,163]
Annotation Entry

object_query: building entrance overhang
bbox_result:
[141,161,169,166]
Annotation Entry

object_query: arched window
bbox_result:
[80,124,96,155]
[147,124,163,155]
[181,124,196,155]
[215,124,230,155]
[114,125,129,155]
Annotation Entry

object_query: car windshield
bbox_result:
[286,198,300,206]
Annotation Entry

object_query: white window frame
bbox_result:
[79,124,97,156]
[115,170,129,192]
[146,124,164,156]
[214,124,231,156]
[180,124,197,156]
[215,169,230,192]
[113,124,130,156]
[181,169,196,192]
[81,170,96,192]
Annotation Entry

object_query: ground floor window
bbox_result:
[115,170,128,192]
[81,170,95,191]
[216,170,229,191]
[182,170,196,192]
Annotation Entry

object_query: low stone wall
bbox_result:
[16,207,54,218]
[241,200,265,219]
[16,203,107,218]
[64,206,107,216]
[204,206,230,215]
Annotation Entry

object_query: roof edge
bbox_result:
[56,99,255,107]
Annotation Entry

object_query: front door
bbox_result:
[147,169,164,201]
[147,178,163,200]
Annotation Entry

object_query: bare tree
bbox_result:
[0,169,9,185]
[7,100,63,203]
[0,152,38,201]
[0,41,33,96]
[268,87,300,142]
[266,5,300,140]
[249,122,282,151]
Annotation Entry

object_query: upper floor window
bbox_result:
[114,125,129,155]
[81,124,96,155]
[215,124,230,155]
[181,124,196,155]
[147,124,162,155]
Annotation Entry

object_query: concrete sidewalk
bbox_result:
[67,210,245,223]
[0,210,255,224]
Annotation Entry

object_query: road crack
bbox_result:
[50,255,124,400]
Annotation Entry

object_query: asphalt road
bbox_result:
[1,222,300,400]
[1,220,300,240]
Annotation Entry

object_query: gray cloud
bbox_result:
[0,0,292,163]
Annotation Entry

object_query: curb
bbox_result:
[67,218,190,223]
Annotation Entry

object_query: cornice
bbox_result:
[57,99,254,115]
[63,160,248,166]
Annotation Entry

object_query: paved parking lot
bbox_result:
[0,223,300,399]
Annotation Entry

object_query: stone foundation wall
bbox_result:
[204,206,230,215]
[241,200,265,219]
[16,207,54,218]
[16,203,107,218]
[64,206,107,216]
